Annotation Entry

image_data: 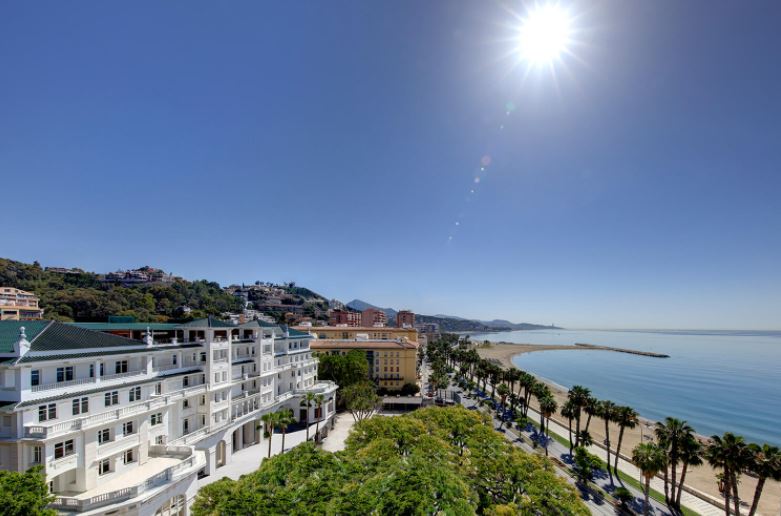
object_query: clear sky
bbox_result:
[2,2,780,329]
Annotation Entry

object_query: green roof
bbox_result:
[287,328,313,338]
[238,319,278,329]
[69,322,179,331]
[0,321,50,353]
[16,343,203,363]
[179,316,234,328]
[26,321,144,352]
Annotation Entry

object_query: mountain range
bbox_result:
[347,299,559,332]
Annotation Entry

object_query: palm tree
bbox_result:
[706,432,749,516]
[746,443,781,516]
[497,383,510,410]
[519,372,536,418]
[276,408,295,454]
[613,406,639,479]
[260,412,278,458]
[539,395,558,457]
[568,385,591,447]
[300,392,316,441]
[599,400,617,481]
[313,394,325,442]
[632,442,667,516]
[583,396,599,434]
[675,434,703,509]
[655,417,695,505]
[561,400,577,455]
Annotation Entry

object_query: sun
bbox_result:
[517,4,572,65]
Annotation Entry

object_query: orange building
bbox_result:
[361,308,387,327]
[396,310,415,328]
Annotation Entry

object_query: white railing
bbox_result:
[49,451,203,512]
[97,433,140,458]
[47,454,78,474]
[31,376,96,392]
[101,369,146,382]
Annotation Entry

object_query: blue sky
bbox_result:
[2,2,780,329]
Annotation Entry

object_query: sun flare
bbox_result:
[518,4,572,65]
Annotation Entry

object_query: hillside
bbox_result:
[0,258,243,322]
[348,298,559,332]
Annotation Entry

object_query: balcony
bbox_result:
[97,433,140,459]
[30,369,148,395]
[48,453,78,475]
[50,447,205,513]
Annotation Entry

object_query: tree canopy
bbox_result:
[0,466,56,516]
[191,406,588,515]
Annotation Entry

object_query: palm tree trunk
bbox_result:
[730,471,741,516]
[281,429,287,454]
[663,467,669,504]
[585,413,592,433]
[315,418,320,442]
[305,415,310,441]
[722,466,732,516]
[644,477,651,516]
[568,418,573,454]
[575,411,581,447]
[675,461,689,509]
[267,429,273,458]
[604,418,612,480]
[671,457,678,507]
[614,426,625,481]
[747,477,765,516]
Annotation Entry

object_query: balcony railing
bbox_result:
[49,449,204,513]
[31,368,149,393]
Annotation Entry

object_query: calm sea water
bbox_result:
[469,329,781,446]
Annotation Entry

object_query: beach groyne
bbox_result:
[574,342,670,358]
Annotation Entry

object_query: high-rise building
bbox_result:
[360,308,387,327]
[396,310,415,328]
[0,287,44,320]
[328,309,361,327]
[0,318,336,515]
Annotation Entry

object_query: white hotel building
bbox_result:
[0,317,337,515]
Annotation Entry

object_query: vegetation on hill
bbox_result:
[191,406,588,515]
[0,258,243,322]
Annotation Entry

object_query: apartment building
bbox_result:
[0,318,336,515]
[395,310,415,328]
[299,325,419,343]
[360,308,387,327]
[309,337,419,390]
[0,287,44,320]
[327,309,361,327]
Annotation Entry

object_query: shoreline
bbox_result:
[474,342,781,515]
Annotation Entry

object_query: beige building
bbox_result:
[310,338,419,390]
[298,325,419,343]
[0,287,43,320]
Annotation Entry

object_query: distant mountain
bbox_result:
[346,299,397,321]
[348,299,559,333]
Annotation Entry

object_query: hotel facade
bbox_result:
[0,318,336,515]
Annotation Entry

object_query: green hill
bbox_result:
[0,258,243,322]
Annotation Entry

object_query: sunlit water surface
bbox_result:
[469,329,781,446]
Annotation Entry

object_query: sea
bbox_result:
[469,329,781,447]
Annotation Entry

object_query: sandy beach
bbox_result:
[477,342,781,516]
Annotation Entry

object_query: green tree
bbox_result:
[599,399,617,481]
[260,412,278,458]
[613,405,639,479]
[300,392,317,441]
[573,447,602,485]
[316,349,369,405]
[0,466,56,516]
[342,382,381,422]
[313,393,325,442]
[706,432,750,516]
[746,443,781,516]
[275,408,295,453]
[632,442,667,516]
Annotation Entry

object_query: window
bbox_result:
[155,435,165,445]
[183,399,190,409]
[200,352,207,362]
[72,397,88,415]
[38,403,56,422]
[54,439,74,459]
[99,458,111,475]
[122,420,135,435]
[89,364,94,378]
[98,428,111,444]
[183,376,189,387]
[129,386,141,402]
[151,413,163,426]
[31,370,40,386]
[155,383,162,395]
[32,446,42,464]
[115,360,128,374]
[104,391,119,407]
[172,354,177,366]
[123,449,135,464]
[100,363,104,377]
[56,367,73,382]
